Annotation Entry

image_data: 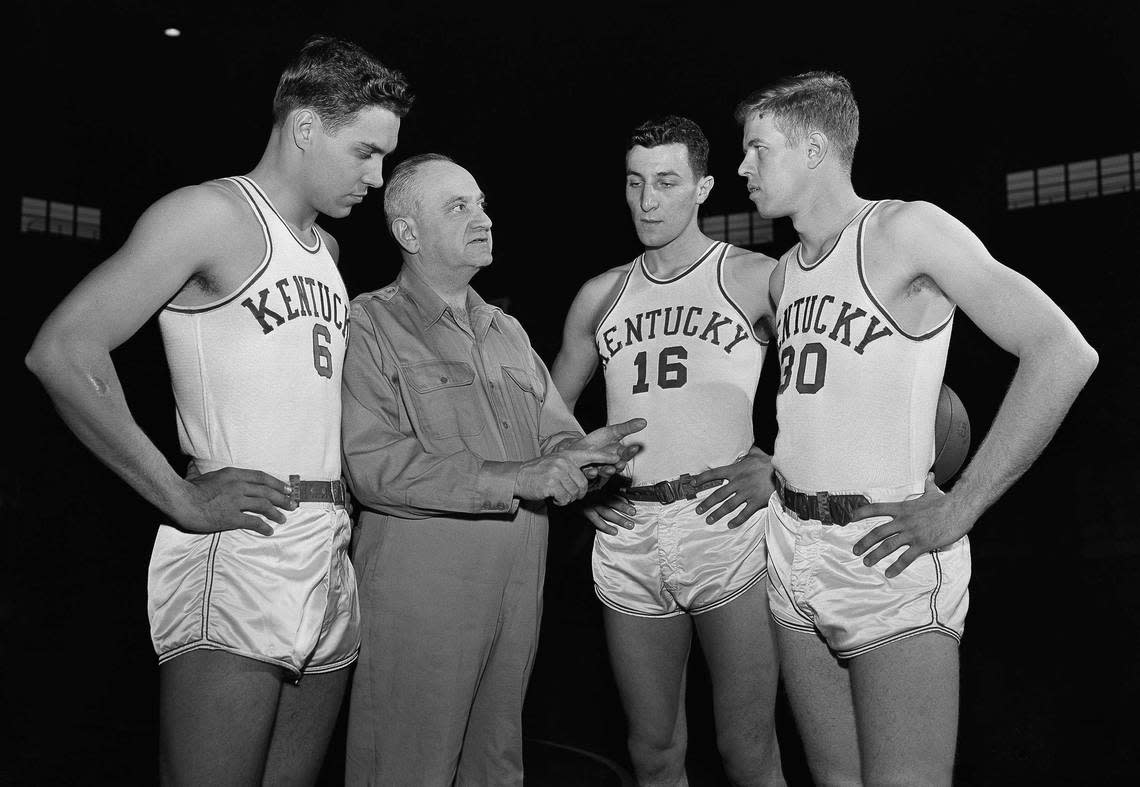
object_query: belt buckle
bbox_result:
[653,480,677,504]
[816,491,832,525]
[678,473,697,500]
[331,480,345,507]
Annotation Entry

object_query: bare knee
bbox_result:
[628,727,687,785]
[716,726,783,786]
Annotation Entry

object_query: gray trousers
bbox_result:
[345,514,547,786]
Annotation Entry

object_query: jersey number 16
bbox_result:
[632,346,688,394]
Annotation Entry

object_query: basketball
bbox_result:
[933,384,971,485]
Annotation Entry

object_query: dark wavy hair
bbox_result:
[627,115,710,179]
[272,34,414,132]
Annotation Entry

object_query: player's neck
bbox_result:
[247,144,320,236]
[792,185,867,264]
[642,229,716,278]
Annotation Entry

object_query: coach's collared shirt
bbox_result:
[342,264,583,785]
[341,263,583,521]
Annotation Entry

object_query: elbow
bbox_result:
[1076,338,1099,382]
[1051,331,1098,387]
[25,332,58,384]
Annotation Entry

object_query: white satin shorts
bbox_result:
[147,503,359,676]
[766,491,970,659]
[592,490,768,618]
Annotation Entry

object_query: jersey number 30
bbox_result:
[632,346,688,394]
[777,342,827,394]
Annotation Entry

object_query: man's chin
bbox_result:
[468,249,494,266]
[324,203,354,219]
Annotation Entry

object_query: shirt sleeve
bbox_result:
[531,349,585,454]
[341,303,521,519]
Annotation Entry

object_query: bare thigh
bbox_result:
[159,650,285,787]
[693,582,784,785]
[603,609,692,752]
[849,633,959,786]
[263,665,353,787]
[775,627,861,787]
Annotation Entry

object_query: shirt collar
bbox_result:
[398,264,501,337]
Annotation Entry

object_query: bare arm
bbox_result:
[551,268,652,533]
[551,270,626,412]
[25,185,293,534]
[852,201,1098,575]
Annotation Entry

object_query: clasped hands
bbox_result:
[513,418,646,506]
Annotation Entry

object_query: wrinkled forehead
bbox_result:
[626,143,695,178]
[414,161,482,205]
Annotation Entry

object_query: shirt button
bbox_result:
[440,376,449,383]
[502,421,510,429]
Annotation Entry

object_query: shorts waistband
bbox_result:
[619,473,720,504]
[289,475,347,509]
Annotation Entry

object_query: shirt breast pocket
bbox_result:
[402,360,485,439]
[501,365,545,440]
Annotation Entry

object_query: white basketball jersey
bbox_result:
[596,242,767,485]
[772,201,953,494]
[158,176,349,481]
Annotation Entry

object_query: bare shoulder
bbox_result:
[721,245,779,322]
[723,245,778,285]
[868,199,973,252]
[769,254,790,304]
[315,223,341,264]
[565,262,634,334]
[581,262,634,294]
[149,180,267,303]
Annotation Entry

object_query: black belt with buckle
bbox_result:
[289,475,347,509]
[773,472,867,526]
[619,473,721,504]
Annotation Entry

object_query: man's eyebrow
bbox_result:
[441,192,486,208]
[626,168,682,178]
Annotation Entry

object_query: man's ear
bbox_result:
[392,217,419,254]
[805,130,828,170]
[291,108,318,152]
[696,174,714,205]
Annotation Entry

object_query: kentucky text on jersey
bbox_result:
[598,305,752,365]
[241,275,350,339]
[775,293,894,355]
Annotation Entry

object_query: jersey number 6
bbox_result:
[312,324,333,379]
[632,346,688,394]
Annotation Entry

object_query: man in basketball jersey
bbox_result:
[734,72,1097,784]
[552,116,785,786]
[25,36,412,784]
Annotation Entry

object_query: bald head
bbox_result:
[383,153,457,233]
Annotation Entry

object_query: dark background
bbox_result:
[8,0,1138,783]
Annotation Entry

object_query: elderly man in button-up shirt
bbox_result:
[342,153,643,786]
